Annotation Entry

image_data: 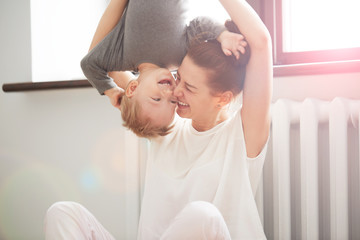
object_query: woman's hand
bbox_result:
[217,30,247,60]
[104,87,125,109]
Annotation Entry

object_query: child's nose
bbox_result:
[162,88,174,99]
[174,85,182,97]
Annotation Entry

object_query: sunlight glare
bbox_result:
[283,0,360,52]
[187,0,230,24]
[31,0,107,82]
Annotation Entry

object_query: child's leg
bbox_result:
[160,201,231,240]
[44,201,115,240]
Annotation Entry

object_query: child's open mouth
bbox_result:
[158,79,172,85]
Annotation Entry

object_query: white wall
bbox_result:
[273,72,360,102]
[0,1,140,239]
[0,0,359,240]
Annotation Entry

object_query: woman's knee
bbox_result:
[182,201,222,220]
[171,201,230,239]
[46,201,83,222]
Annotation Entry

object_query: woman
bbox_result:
[137,0,272,239]
[45,0,271,239]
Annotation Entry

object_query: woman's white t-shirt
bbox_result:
[137,109,268,240]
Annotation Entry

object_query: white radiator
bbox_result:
[258,98,360,240]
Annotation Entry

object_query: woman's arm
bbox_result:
[219,0,273,157]
[89,0,133,93]
[89,0,128,51]
[83,0,133,109]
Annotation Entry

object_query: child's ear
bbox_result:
[217,91,233,108]
[125,80,139,98]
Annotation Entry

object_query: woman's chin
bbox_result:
[176,108,190,118]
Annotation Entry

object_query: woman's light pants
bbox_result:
[44,201,231,240]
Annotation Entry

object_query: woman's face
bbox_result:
[174,56,219,121]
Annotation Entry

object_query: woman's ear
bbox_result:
[125,80,139,98]
[217,91,233,107]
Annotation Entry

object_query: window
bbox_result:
[30,0,360,83]
[30,0,108,82]
[268,0,360,65]
[30,0,229,83]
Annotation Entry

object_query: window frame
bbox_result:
[3,0,360,93]
[265,0,360,66]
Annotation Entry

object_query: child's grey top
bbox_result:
[81,0,226,94]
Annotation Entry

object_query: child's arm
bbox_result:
[217,30,248,60]
[219,0,273,158]
[186,17,247,61]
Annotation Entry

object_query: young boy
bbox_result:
[81,0,247,138]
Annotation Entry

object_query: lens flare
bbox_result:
[0,153,79,239]
[89,127,141,194]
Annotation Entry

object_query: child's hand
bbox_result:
[217,30,247,60]
[104,86,125,109]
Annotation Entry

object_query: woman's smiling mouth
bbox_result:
[177,101,189,108]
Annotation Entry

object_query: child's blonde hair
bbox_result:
[120,94,174,138]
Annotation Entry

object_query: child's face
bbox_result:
[131,68,178,127]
